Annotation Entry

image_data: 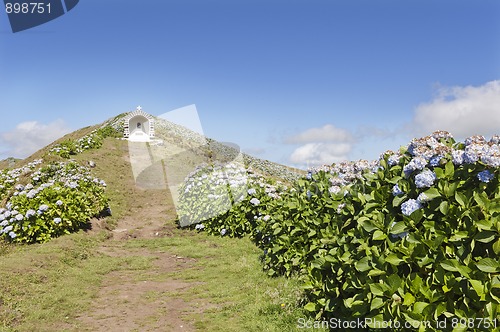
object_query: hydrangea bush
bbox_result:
[177,161,288,242]
[49,124,122,158]
[180,131,500,330]
[273,133,500,328]
[0,160,109,243]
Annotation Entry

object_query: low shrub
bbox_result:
[180,131,500,330]
[0,161,108,243]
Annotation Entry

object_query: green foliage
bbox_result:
[177,162,287,239]
[49,124,121,158]
[290,167,500,328]
[180,132,500,330]
[55,139,79,158]
[0,161,109,243]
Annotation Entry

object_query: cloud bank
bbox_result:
[413,80,500,138]
[0,120,71,158]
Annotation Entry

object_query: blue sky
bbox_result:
[0,0,499,168]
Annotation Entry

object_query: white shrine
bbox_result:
[123,106,155,142]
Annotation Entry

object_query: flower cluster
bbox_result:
[49,123,121,158]
[401,199,423,216]
[451,136,500,167]
[477,170,494,183]
[0,159,43,199]
[307,159,379,187]
[414,170,437,188]
[405,132,453,161]
[0,160,109,243]
[177,161,288,228]
[300,131,499,228]
[392,184,404,196]
[403,157,427,177]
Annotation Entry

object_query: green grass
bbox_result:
[125,230,327,332]
[0,231,117,332]
[0,227,327,331]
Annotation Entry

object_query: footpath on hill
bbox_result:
[75,138,211,332]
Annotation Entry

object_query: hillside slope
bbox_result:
[0,112,316,331]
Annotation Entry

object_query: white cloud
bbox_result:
[1,120,71,158]
[413,80,500,138]
[290,142,351,166]
[285,124,353,144]
[285,124,354,167]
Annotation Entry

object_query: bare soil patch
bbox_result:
[78,247,205,332]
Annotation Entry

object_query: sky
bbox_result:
[0,0,499,169]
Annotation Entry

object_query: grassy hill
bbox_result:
[0,113,318,331]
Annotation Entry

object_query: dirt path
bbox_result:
[78,245,203,332]
[76,139,211,332]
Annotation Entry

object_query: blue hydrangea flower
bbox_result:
[452,150,464,165]
[388,154,401,167]
[54,218,62,224]
[8,231,16,239]
[465,135,486,146]
[403,157,427,177]
[415,170,437,188]
[477,170,494,183]
[328,186,341,194]
[25,209,36,218]
[464,151,479,164]
[15,214,23,221]
[337,203,346,214]
[306,171,312,180]
[250,198,260,206]
[429,155,442,167]
[401,199,422,216]
[220,228,227,236]
[417,193,431,203]
[39,204,49,212]
[482,154,500,167]
[306,190,312,199]
[392,184,404,196]
[195,223,204,230]
[247,188,256,196]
